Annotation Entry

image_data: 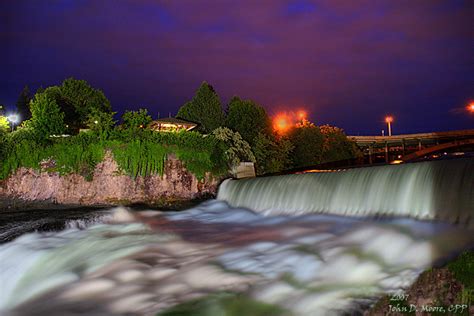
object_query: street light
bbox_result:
[385,116,393,136]
[467,102,474,114]
[7,113,20,132]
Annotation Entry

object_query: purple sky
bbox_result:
[1,0,473,135]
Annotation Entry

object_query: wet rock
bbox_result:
[0,152,219,206]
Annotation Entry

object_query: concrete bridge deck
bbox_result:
[348,129,474,163]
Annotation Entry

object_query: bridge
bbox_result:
[349,129,474,163]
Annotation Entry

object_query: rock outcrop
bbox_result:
[0,153,219,206]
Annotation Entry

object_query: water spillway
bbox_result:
[218,158,474,223]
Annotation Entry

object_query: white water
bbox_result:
[0,159,473,315]
[0,213,174,310]
[217,159,474,223]
[0,202,473,315]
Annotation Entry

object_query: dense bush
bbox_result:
[288,120,324,168]
[0,116,9,133]
[0,129,228,181]
[1,131,104,180]
[447,251,474,289]
[41,78,112,131]
[253,132,293,175]
[319,125,362,162]
[212,127,255,167]
[225,96,271,146]
[28,93,65,137]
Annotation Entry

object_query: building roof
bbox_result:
[151,117,198,126]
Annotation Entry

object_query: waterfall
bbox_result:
[217,158,474,223]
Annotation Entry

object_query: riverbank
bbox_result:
[0,153,221,207]
[365,251,474,315]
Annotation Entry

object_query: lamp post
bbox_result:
[385,116,393,136]
[7,114,19,132]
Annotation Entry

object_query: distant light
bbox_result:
[273,113,291,134]
[297,110,307,120]
[385,116,393,123]
[7,113,20,124]
[390,160,403,164]
[94,120,98,124]
[468,102,474,113]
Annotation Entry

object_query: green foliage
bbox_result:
[110,130,227,179]
[177,82,225,133]
[110,140,168,179]
[319,125,362,162]
[253,133,293,175]
[0,128,228,181]
[288,121,324,168]
[16,85,32,121]
[0,131,104,180]
[121,108,152,130]
[42,86,74,130]
[225,96,271,146]
[86,110,117,139]
[212,127,255,167]
[157,293,287,316]
[41,78,112,131]
[60,78,112,123]
[28,92,65,138]
[447,251,474,289]
[0,115,9,133]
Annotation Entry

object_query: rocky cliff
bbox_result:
[0,153,219,207]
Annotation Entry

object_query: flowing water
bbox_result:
[0,159,473,316]
[218,158,474,223]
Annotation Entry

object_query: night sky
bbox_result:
[1,0,473,135]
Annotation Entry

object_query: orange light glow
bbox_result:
[274,114,291,133]
[273,109,311,134]
[468,102,474,113]
[297,110,307,120]
[385,116,394,123]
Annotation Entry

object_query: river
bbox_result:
[0,158,473,316]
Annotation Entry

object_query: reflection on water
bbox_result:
[1,201,473,316]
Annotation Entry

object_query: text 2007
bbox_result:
[390,293,409,301]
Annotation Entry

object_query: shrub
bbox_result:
[212,127,255,167]
[0,129,228,181]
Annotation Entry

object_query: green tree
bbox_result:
[319,125,362,162]
[212,127,255,167]
[288,121,324,168]
[0,104,5,115]
[29,92,65,137]
[16,85,32,121]
[60,78,111,121]
[121,108,152,130]
[86,110,116,139]
[41,78,112,131]
[177,82,225,133]
[225,96,271,146]
[253,132,293,175]
[42,86,74,129]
